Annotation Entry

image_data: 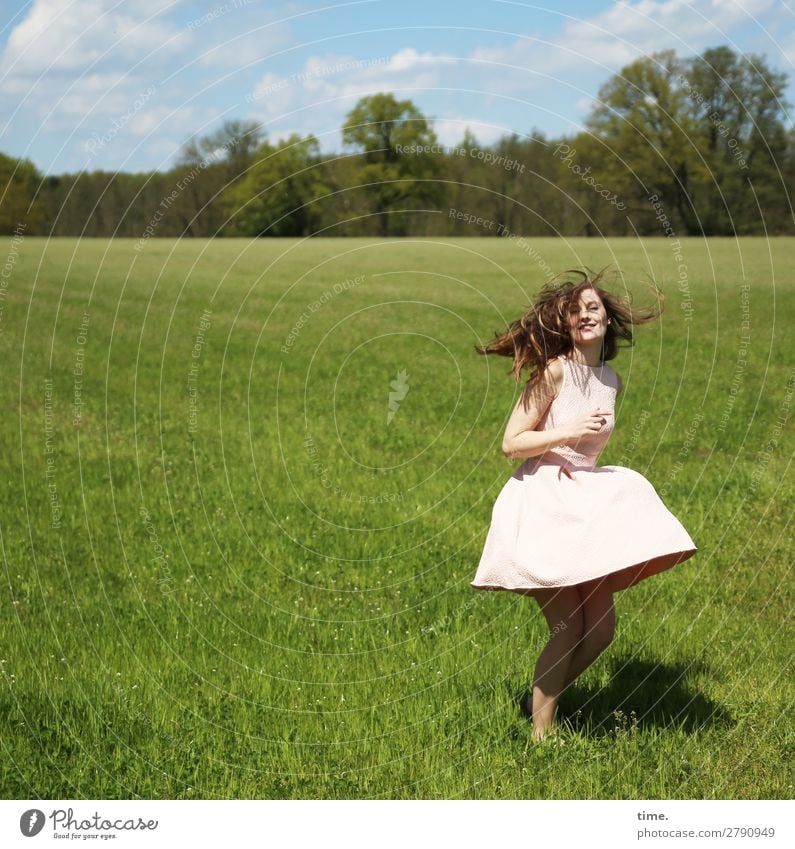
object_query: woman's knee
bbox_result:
[536,587,585,645]
[548,607,585,648]
[547,614,583,652]
[582,611,616,654]
[576,579,616,652]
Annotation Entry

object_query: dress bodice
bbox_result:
[535,353,619,469]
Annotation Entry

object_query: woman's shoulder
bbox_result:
[545,356,565,381]
[521,357,565,402]
[537,357,565,398]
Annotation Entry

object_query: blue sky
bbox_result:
[1,0,793,175]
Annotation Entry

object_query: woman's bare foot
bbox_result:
[532,724,550,742]
[522,694,553,741]
[533,724,567,745]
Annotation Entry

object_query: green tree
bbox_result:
[583,46,791,235]
[445,128,485,236]
[683,46,790,234]
[341,93,445,236]
[0,153,46,234]
[550,130,632,236]
[584,50,705,234]
[178,119,265,183]
[222,134,330,237]
[172,119,266,236]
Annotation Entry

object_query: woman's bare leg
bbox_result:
[528,586,584,740]
[563,576,616,688]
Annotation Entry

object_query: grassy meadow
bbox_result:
[0,235,792,799]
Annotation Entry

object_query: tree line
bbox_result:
[2,46,793,239]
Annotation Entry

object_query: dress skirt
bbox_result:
[470,453,697,596]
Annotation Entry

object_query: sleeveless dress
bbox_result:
[470,354,697,595]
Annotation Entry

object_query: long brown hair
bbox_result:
[474,268,662,385]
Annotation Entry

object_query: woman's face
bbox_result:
[568,287,609,346]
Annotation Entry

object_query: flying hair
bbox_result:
[474,267,663,388]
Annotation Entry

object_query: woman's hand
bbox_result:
[559,409,612,445]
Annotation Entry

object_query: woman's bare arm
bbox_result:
[502,359,612,459]
[501,359,567,459]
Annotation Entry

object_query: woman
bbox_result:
[470,269,697,741]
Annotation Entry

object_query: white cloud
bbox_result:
[0,0,785,172]
[246,47,462,146]
[246,0,776,152]
[385,47,455,73]
[564,0,774,58]
[0,0,185,76]
[247,47,456,106]
[193,12,290,68]
[127,105,174,137]
[0,0,232,170]
[45,72,132,118]
[432,118,506,149]
[472,0,776,86]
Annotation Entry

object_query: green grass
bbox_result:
[0,236,792,799]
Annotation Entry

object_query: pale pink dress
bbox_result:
[471,354,697,595]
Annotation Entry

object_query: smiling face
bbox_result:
[568,287,609,347]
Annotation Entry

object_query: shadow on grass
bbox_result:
[515,657,733,738]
